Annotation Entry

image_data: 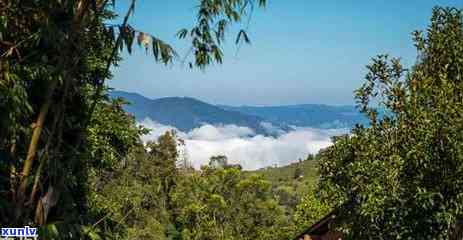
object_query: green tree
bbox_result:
[319,7,463,239]
[146,130,179,196]
[293,184,331,234]
[0,0,266,234]
[87,95,147,170]
[172,167,292,240]
[306,154,314,161]
[89,131,181,240]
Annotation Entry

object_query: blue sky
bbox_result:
[110,0,462,106]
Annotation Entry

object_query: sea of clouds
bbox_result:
[139,118,348,170]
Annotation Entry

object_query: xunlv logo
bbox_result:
[1,226,38,238]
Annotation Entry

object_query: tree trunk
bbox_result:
[450,218,463,240]
[12,0,103,222]
[15,78,58,220]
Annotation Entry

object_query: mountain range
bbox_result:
[110,90,368,135]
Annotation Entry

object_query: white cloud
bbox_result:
[139,118,348,170]
[260,121,287,136]
[188,124,254,140]
[138,118,185,142]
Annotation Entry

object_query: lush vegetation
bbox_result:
[251,155,331,233]
[0,0,327,239]
[319,7,463,239]
[88,146,326,239]
[84,130,327,240]
[1,1,463,240]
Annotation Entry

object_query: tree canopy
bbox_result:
[0,0,267,237]
[319,7,463,239]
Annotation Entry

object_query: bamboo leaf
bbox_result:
[152,38,160,61]
[176,29,189,39]
[236,30,251,45]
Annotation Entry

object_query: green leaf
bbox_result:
[235,30,250,45]
[176,28,188,39]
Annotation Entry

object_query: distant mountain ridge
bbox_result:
[219,104,369,129]
[110,90,368,134]
[110,91,288,135]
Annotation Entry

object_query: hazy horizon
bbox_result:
[112,89,360,107]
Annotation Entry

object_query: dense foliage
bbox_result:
[90,135,325,239]
[3,1,462,239]
[1,1,330,239]
[319,7,463,239]
[1,0,288,239]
